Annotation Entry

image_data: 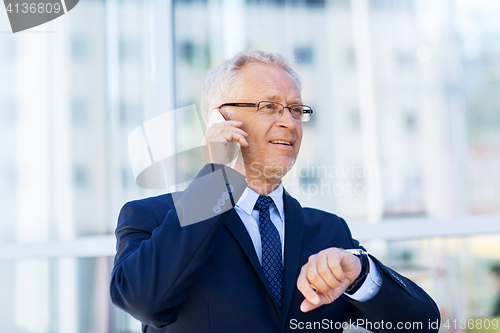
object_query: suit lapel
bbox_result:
[281,190,305,322]
[223,191,305,320]
[223,209,281,315]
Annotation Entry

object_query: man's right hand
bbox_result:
[297,248,362,313]
[201,119,249,166]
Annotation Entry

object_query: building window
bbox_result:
[349,107,360,130]
[74,167,88,189]
[3,166,17,189]
[397,50,415,68]
[246,0,325,6]
[71,36,87,60]
[179,41,195,65]
[294,46,314,65]
[120,102,140,125]
[122,167,131,188]
[403,111,417,132]
[72,99,87,125]
[2,99,17,124]
[345,46,356,69]
[119,39,141,62]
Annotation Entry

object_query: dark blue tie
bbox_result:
[254,195,283,311]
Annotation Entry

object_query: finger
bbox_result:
[316,255,343,291]
[222,120,244,127]
[207,126,249,146]
[297,267,320,306]
[300,298,321,313]
[206,121,243,137]
[221,132,249,147]
[306,259,335,296]
[340,252,362,283]
[209,120,245,133]
[225,128,249,141]
[300,292,333,313]
[207,125,248,140]
[217,124,248,137]
[326,253,346,283]
[206,127,249,146]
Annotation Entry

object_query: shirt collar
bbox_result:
[236,183,284,221]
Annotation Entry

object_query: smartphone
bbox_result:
[206,109,241,168]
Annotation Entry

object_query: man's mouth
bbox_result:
[270,140,292,146]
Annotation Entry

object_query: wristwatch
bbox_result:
[344,249,369,295]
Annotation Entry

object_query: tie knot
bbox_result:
[254,196,273,212]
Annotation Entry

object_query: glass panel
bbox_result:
[363,234,500,328]
[0,257,141,333]
[172,0,500,220]
[1,0,499,331]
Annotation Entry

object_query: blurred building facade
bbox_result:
[0,0,499,332]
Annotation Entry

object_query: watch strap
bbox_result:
[344,250,369,295]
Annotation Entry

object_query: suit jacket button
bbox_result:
[217,198,225,206]
[213,205,221,214]
[228,184,235,192]
[222,192,230,200]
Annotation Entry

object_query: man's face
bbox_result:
[224,64,303,179]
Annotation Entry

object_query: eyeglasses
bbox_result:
[219,101,313,122]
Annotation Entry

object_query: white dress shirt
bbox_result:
[234,183,382,302]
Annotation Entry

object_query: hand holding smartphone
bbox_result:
[201,109,247,169]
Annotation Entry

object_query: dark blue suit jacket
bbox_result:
[110,165,440,332]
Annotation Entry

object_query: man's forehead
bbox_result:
[239,63,294,83]
[236,64,302,101]
[261,94,302,104]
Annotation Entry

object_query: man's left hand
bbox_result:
[296,248,361,312]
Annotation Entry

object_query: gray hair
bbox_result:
[201,50,302,124]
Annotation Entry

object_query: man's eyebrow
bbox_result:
[262,95,280,102]
[261,95,303,104]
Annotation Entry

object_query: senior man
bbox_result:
[110,50,440,332]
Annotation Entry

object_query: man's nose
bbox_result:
[276,107,297,129]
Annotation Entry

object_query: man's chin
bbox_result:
[242,151,297,179]
[261,157,296,179]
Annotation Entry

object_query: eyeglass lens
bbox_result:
[257,101,310,121]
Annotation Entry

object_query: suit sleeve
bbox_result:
[340,219,441,332]
[109,164,246,328]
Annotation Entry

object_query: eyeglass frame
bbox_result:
[218,101,313,122]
